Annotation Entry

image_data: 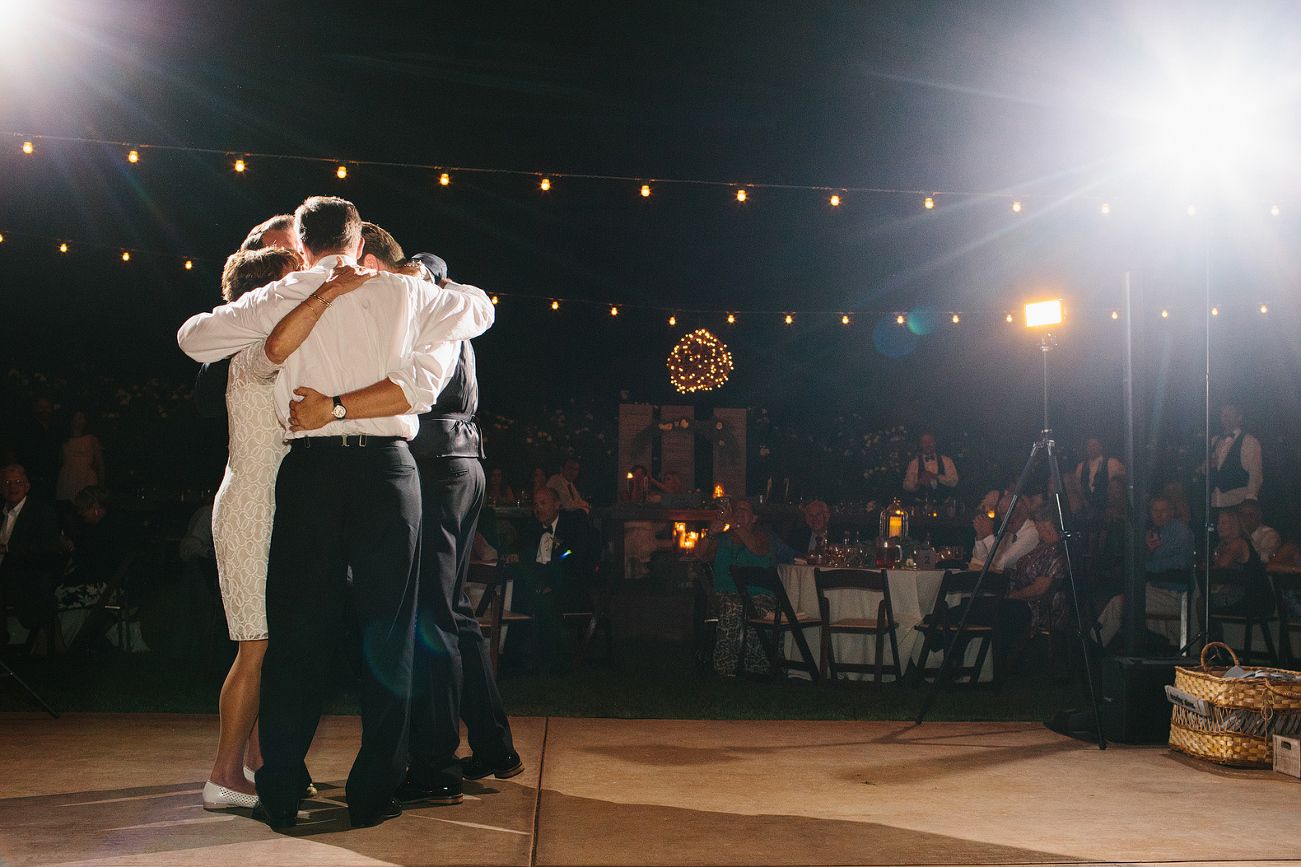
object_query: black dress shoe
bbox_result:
[253,804,298,829]
[351,798,402,828]
[462,750,524,781]
[394,776,463,805]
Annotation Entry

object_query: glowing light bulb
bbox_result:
[736,189,746,202]
[830,195,840,207]
[22,141,33,154]
[841,314,850,325]
[1187,205,1196,216]
[641,184,651,197]
[1012,201,1022,212]
[185,260,193,270]
[1271,205,1280,216]
[1006,314,1014,323]
[336,165,347,179]
[727,313,735,324]
[440,172,450,185]
[0,234,4,242]
[1111,311,1119,320]
[59,242,67,253]
[784,314,793,324]
[1161,310,1169,318]
[1261,305,1268,313]
[896,314,905,325]
[668,315,676,326]
[540,177,551,191]
[550,300,559,310]
[1101,203,1110,214]
[952,314,959,324]
[610,306,619,316]
[128,149,139,163]
[1212,307,1219,316]
[924,196,934,209]
[490,295,499,305]
[235,158,245,172]
[121,251,130,261]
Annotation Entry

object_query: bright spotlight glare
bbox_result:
[1025,300,1062,328]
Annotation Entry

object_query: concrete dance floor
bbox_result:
[1,713,1298,867]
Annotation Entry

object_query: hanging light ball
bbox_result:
[667,328,733,393]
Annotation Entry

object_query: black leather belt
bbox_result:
[292,435,404,449]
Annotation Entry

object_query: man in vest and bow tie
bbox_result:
[902,433,958,494]
[1211,404,1263,510]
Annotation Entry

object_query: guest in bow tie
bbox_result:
[902,433,958,494]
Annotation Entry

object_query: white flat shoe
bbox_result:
[203,780,260,811]
[245,765,317,798]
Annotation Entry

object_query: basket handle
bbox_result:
[1200,641,1239,670]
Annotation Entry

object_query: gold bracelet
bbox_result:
[308,292,332,308]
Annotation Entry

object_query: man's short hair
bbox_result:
[239,214,294,252]
[294,196,362,258]
[221,247,304,302]
[1,463,27,479]
[1150,495,1171,508]
[360,222,405,270]
[73,485,111,512]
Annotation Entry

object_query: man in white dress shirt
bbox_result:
[902,433,958,494]
[970,491,1040,572]
[177,196,494,829]
[1237,500,1280,565]
[548,457,591,513]
[1210,404,1263,509]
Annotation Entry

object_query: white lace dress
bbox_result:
[211,341,288,640]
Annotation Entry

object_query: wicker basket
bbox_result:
[1168,642,1301,768]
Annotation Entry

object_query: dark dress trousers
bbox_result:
[0,496,62,642]
[506,509,594,670]
[406,338,515,787]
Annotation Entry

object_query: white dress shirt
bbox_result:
[536,518,559,564]
[548,474,588,511]
[971,518,1040,572]
[176,255,494,439]
[903,455,958,492]
[1211,429,1263,507]
[1078,456,1125,494]
[0,496,26,565]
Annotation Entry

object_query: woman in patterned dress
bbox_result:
[203,247,372,810]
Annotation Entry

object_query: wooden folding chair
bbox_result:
[1208,567,1278,665]
[911,570,1010,687]
[812,568,901,687]
[468,561,535,676]
[1272,571,1301,667]
[730,565,821,682]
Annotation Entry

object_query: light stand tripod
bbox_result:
[914,334,1106,749]
[0,657,59,718]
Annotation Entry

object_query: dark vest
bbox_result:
[1212,433,1249,493]
[409,341,484,460]
[1079,457,1110,513]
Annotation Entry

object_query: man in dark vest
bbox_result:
[1211,404,1262,509]
[338,236,519,805]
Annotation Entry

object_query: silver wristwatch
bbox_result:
[331,395,347,419]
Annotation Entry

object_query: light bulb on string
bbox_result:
[610,306,619,317]
[1261,305,1268,313]
[1012,201,1021,212]
[1271,205,1280,216]
[726,313,735,324]
[22,141,33,154]
[924,196,934,209]
[1187,205,1196,216]
[0,234,4,243]
[1006,314,1014,323]
[490,295,498,305]
[235,158,245,172]
[896,314,905,325]
[540,177,551,191]
[185,260,193,270]
[1111,311,1119,319]
[784,314,793,325]
[830,195,840,206]
[1101,203,1110,214]
[59,242,68,253]
[668,315,676,326]
[439,172,450,186]
[952,314,959,324]
[841,314,850,325]
[121,251,130,261]
[1161,310,1169,318]
[1212,307,1219,316]
[640,184,651,197]
[127,149,139,163]
[736,189,746,202]
[336,165,347,179]
[550,300,559,310]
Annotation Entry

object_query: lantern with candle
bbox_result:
[880,499,909,540]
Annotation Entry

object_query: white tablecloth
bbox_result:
[776,564,992,682]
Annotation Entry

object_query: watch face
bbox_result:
[332,404,346,419]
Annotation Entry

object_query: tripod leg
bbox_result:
[0,659,59,718]
[1046,441,1106,749]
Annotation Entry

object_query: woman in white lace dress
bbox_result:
[203,247,371,810]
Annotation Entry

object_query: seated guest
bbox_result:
[548,457,591,514]
[970,491,1040,572]
[902,433,958,493]
[1268,522,1301,624]
[695,499,787,676]
[1236,499,1280,565]
[787,499,831,559]
[1095,495,1194,647]
[486,467,515,507]
[64,486,130,588]
[178,497,217,588]
[0,463,62,652]
[1004,503,1070,641]
[1163,481,1193,526]
[1207,507,1273,619]
[503,486,594,673]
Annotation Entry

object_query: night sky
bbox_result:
[2,0,1301,498]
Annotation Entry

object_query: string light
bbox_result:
[1187,205,1196,216]
[1012,201,1021,213]
[736,189,746,202]
[1111,311,1119,319]
[336,165,348,179]
[726,313,735,324]
[0,233,4,243]
[667,328,733,393]
[1101,203,1110,215]
[490,295,499,305]
[1271,205,1280,216]
[127,149,139,163]
[22,141,33,154]
[1006,314,1013,322]
[924,196,934,209]
[896,314,905,325]
[785,314,793,325]
[641,184,651,197]
[841,314,850,325]
[830,195,840,207]
[668,315,676,326]
[1161,310,1169,318]
[184,260,193,270]
[550,300,559,310]
[610,305,619,316]
[952,314,959,323]
[234,158,245,172]
[540,177,551,191]
[1212,307,1219,316]
[59,242,67,253]
[121,251,130,261]
[439,172,450,186]
[1261,305,1268,313]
